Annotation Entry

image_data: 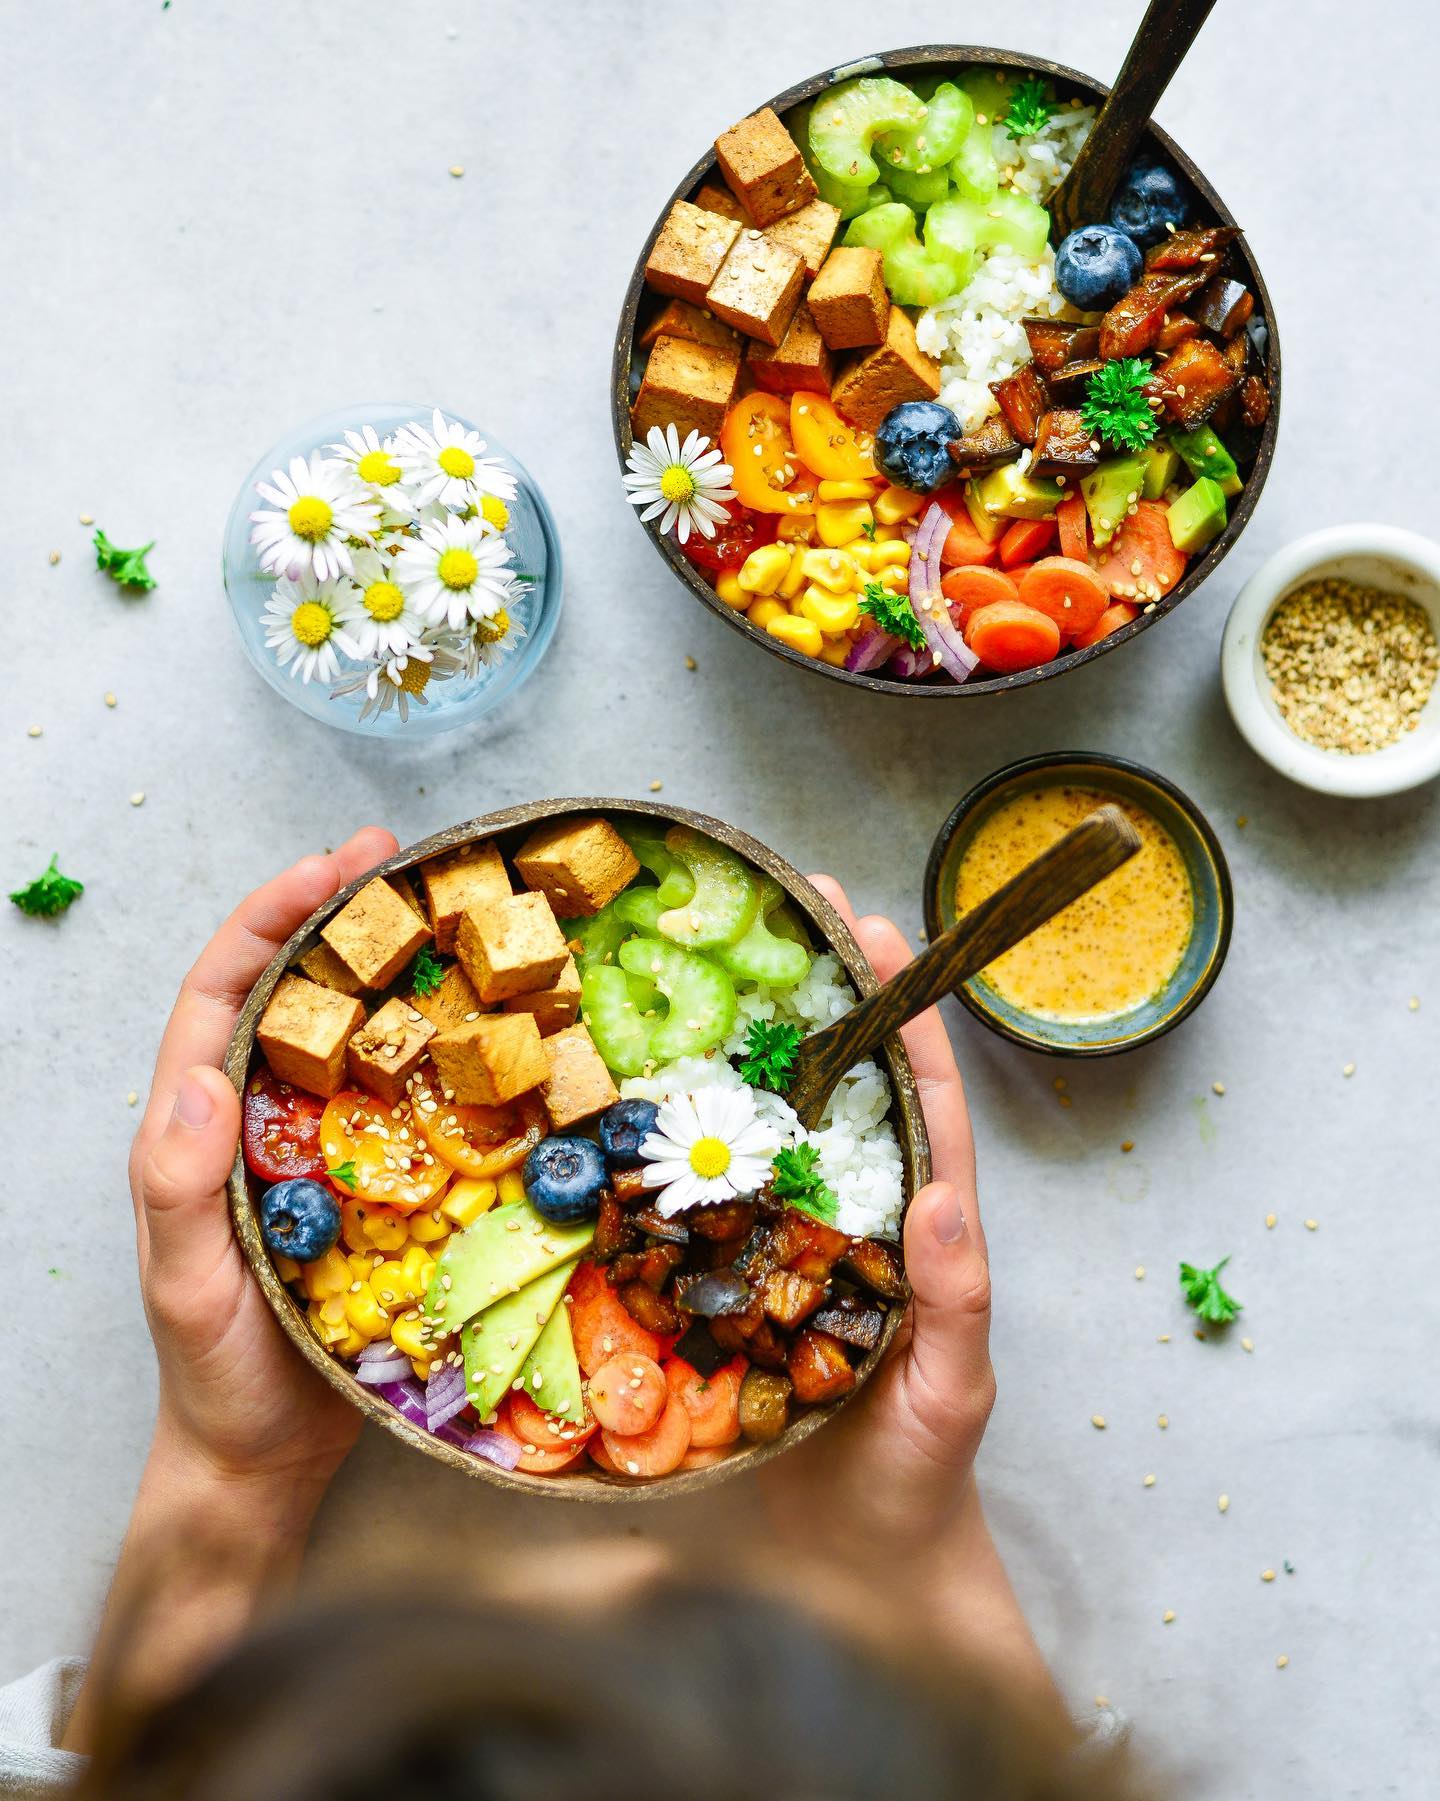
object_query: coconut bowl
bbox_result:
[612,44,1281,698]
[225,798,930,1500]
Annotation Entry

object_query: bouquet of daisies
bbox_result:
[248,410,529,722]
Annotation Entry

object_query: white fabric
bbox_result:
[0,1660,87,1796]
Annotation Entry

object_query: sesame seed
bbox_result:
[449,164,464,177]
[1212,1080,1226,1096]
[1091,1414,1107,1430]
[1241,1337,1254,1353]
[1304,1218,1318,1231]
[126,1091,138,1106]
[684,655,697,671]
[48,550,61,565]
[80,513,94,525]
[1218,1494,1230,1513]
[1162,1610,1176,1624]
[27,724,42,738]
[1276,1655,1289,1669]
[1265,1212,1277,1229]
[1134,1266,1145,1280]
[1342,1061,1356,1077]
[1261,1568,1275,1582]
[130,791,145,807]
[104,692,117,707]
[1157,1414,1169,1430]
[1408,996,1420,1011]
[626,1460,641,1475]
[649,780,663,792]
[1143,1474,1156,1487]
[1157,1333,1171,1343]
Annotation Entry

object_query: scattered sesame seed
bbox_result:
[649,779,663,792]
[129,791,145,807]
[1053,1076,1067,1091]
[1218,1494,1230,1513]
[684,655,697,671]
[1342,1061,1355,1077]
[626,1460,640,1475]
[1157,1333,1171,1343]
[1261,1568,1276,1582]
[1265,1212,1277,1229]
[1121,1140,1134,1153]
[1058,1094,1072,1109]
[1091,1414,1107,1430]
[1276,1655,1289,1669]
[1162,1610,1176,1624]
[449,163,464,177]
[27,725,42,738]
[104,692,117,707]
[1134,1266,1145,1280]
[1408,996,1420,1011]
[1212,1080,1226,1096]
[1143,1474,1156,1488]
[48,550,61,566]
[1095,1694,1109,1709]
[1157,1414,1169,1430]
[1304,1218,1318,1231]
[126,1091,138,1106]
[1241,1337,1254,1353]
[1236,814,1248,828]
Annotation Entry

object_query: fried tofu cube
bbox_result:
[830,306,941,432]
[409,963,484,1033]
[513,816,640,917]
[320,877,432,990]
[293,940,366,998]
[387,871,428,922]
[455,893,570,1004]
[638,297,741,355]
[644,200,742,304]
[764,198,841,279]
[705,233,804,346]
[746,301,834,395]
[714,107,817,228]
[428,1014,548,1106]
[346,997,436,1105]
[502,957,581,1036]
[419,841,512,954]
[630,334,742,444]
[808,246,890,350]
[257,974,366,1099]
[540,1024,620,1131]
[692,179,748,223]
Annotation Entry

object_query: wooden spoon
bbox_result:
[785,805,1141,1129]
[1049,0,1219,243]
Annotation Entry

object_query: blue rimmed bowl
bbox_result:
[923,752,1232,1056]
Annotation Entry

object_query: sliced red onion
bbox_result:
[358,1339,406,1364]
[463,1429,522,1472]
[374,1378,430,1431]
[355,1346,412,1386]
[887,642,931,678]
[910,502,979,684]
[425,1359,470,1432]
[845,626,901,673]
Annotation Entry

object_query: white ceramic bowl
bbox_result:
[1222,525,1440,797]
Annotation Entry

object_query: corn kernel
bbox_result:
[870,539,911,568]
[817,479,876,502]
[846,541,876,574]
[748,596,788,630]
[714,570,747,609]
[800,546,853,593]
[776,515,815,544]
[304,1245,351,1301]
[799,585,860,635]
[363,1210,408,1253]
[391,1310,433,1360]
[273,1254,302,1285]
[345,1251,374,1281]
[309,1301,348,1347]
[368,1259,407,1307]
[317,1293,348,1327]
[498,1169,526,1206]
[818,637,852,666]
[409,1357,432,1382]
[816,501,874,547]
[878,563,909,594]
[345,1284,390,1338]
[765,613,824,657]
[406,1205,450,1245]
[736,542,792,595]
[777,547,807,598]
[874,485,926,525]
[441,1177,497,1228]
[334,1325,369,1359]
[400,1244,436,1296]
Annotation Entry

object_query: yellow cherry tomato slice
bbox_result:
[720,394,817,515]
[408,1066,546,1179]
[319,1089,450,1216]
[789,393,879,482]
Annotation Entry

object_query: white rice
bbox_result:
[617,952,906,1242]
[915,97,1096,434]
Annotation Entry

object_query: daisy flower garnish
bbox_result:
[329,424,414,514]
[249,453,379,582]
[394,510,517,628]
[330,633,464,724]
[333,546,426,660]
[456,605,527,679]
[622,425,735,545]
[392,409,517,511]
[262,571,354,684]
[638,1089,779,1217]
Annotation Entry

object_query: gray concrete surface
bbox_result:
[4,3,1436,1795]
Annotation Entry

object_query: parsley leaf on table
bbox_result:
[9,854,84,918]
[1179,1256,1242,1324]
[739,1019,802,1093]
[771,1144,838,1226]
[93,529,157,591]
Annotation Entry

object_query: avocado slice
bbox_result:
[424,1199,595,1331]
[1168,425,1243,499]
[462,1259,579,1423]
[1166,477,1228,552]
[516,1287,585,1425]
[1081,454,1147,548]
[976,462,1063,522]
[963,478,1009,544]
[1141,442,1181,501]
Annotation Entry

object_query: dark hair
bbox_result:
[74,1571,1149,1801]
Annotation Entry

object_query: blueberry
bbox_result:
[1054,225,1143,311]
[1109,157,1194,249]
[874,400,962,493]
[597,1098,660,1168]
[260,1178,340,1263]
[523,1136,608,1223]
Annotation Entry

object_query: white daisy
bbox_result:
[394,510,517,629]
[622,425,736,545]
[262,572,355,684]
[249,453,379,582]
[328,424,417,517]
[456,603,528,679]
[333,546,427,660]
[638,1089,779,1217]
[392,409,517,511]
[329,633,465,724]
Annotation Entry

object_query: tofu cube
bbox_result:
[409,963,485,1033]
[638,297,741,355]
[293,940,366,998]
[540,1024,620,1131]
[808,246,890,350]
[513,816,640,917]
[705,233,804,346]
[644,200,742,304]
[630,334,742,444]
[764,197,842,279]
[830,306,942,432]
[455,893,570,1004]
[387,870,429,923]
[714,107,817,228]
[419,841,512,953]
[747,301,834,395]
[502,957,581,1036]
[691,179,748,223]
[346,997,436,1105]
[257,974,366,1099]
[428,1013,548,1106]
[320,877,432,990]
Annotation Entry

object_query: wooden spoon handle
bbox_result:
[1049,0,1219,243]
[786,806,1142,1128]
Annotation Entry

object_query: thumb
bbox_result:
[898,1180,996,1464]
[135,1066,244,1287]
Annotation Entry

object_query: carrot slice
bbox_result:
[507,1388,597,1451]
[998,516,1057,568]
[493,1403,589,1474]
[964,600,1062,673]
[940,563,1020,629]
[600,1397,692,1478]
[665,1356,744,1448]
[1089,500,1187,602]
[678,1445,736,1471]
[1016,557,1110,639]
[1073,600,1140,649]
[567,1262,662,1377]
[588,1353,667,1435]
[1057,493,1089,562]
[935,492,1000,568]
[587,1433,622,1474]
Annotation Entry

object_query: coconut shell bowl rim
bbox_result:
[611,43,1282,699]
[225,798,932,1501]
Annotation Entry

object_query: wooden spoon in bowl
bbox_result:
[786,805,1140,1129]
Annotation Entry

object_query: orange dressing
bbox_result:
[956,785,1194,1022]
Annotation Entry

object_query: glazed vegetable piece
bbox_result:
[873,79,972,172]
[787,1328,857,1403]
[1143,224,1242,270]
[808,76,927,186]
[761,1267,828,1330]
[409,1068,546,1179]
[677,1269,753,1317]
[837,1236,907,1302]
[990,362,1052,444]
[1153,338,1242,429]
[1030,408,1101,480]
[671,1319,730,1378]
[1098,269,1208,360]
[946,414,1022,474]
[656,827,760,947]
[738,1366,793,1442]
[1192,275,1254,340]
[713,877,810,987]
[1022,319,1100,374]
[811,1295,887,1352]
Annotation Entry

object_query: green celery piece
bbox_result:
[950,121,999,202]
[926,191,1048,264]
[714,878,811,988]
[618,937,736,1062]
[614,886,664,934]
[656,826,760,948]
[580,963,655,1077]
[844,202,965,306]
[874,80,973,174]
[808,76,926,186]
[558,898,629,971]
[957,66,1025,131]
[885,164,951,209]
[614,820,694,908]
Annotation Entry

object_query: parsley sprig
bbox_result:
[739,1019,802,1093]
[771,1144,838,1226]
[328,1161,359,1191]
[858,579,926,651]
[10,854,85,918]
[1080,359,1160,453]
[1179,1256,1242,1325]
[408,945,445,997]
[93,529,157,591]
[1002,76,1056,141]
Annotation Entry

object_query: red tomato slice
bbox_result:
[408,1066,545,1179]
[242,1065,328,1182]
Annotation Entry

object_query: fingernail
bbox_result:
[932,1183,967,1245]
[173,1074,213,1130]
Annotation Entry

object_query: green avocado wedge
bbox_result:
[461,1260,578,1423]
[517,1289,585,1425]
[423,1200,595,1330]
